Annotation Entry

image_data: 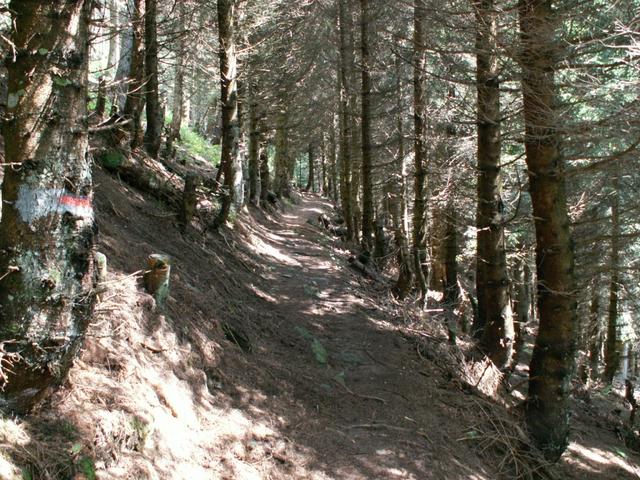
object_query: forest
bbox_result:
[0,0,639,478]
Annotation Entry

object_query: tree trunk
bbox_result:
[306,143,315,192]
[167,2,187,152]
[392,54,413,299]
[247,89,261,205]
[513,258,533,363]
[259,144,270,205]
[122,0,145,149]
[273,107,291,198]
[360,0,374,251]
[321,136,328,195]
[587,284,602,382]
[214,0,241,226]
[520,0,578,461]
[338,0,354,240]
[329,115,339,204]
[114,0,135,112]
[107,0,120,72]
[143,0,162,158]
[0,0,95,414]
[413,0,429,307]
[604,173,621,382]
[474,0,514,368]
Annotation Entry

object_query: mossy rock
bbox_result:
[100,150,126,170]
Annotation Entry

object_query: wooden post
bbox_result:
[143,254,171,307]
[95,251,108,282]
[179,174,199,233]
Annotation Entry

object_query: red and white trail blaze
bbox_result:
[14,185,93,224]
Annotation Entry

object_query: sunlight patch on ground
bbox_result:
[246,232,300,266]
[566,441,640,477]
[249,283,278,303]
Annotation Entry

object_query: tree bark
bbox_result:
[114,0,135,112]
[587,282,602,382]
[143,0,162,158]
[167,2,187,152]
[273,106,291,198]
[413,0,429,307]
[604,173,621,382]
[214,0,241,226]
[122,0,145,149]
[107,0,120,72]
[337,0,354,240]
[259,145,270,205]
[306,143,315,192]
[0,0,95,413]
[329,114,339,204]
[520,0,578,461]
[474,0,514,368]
[248,81,261,205]
[513,258,532,362]
[360,0,374,251]
[392,54,413,299]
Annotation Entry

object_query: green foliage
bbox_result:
[177,126,220,164]
[295,326,329,365]
[100,150,126,170]
[52,76,72,87]
[311,339,328,365]
[77,457,96,480]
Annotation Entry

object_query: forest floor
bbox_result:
[2,161,640,479]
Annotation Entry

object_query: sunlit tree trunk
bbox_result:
[520,0,578,461]
[413,0,429,307]
[143,0,162,158]
[0,0,95,413]
[107,0,120,72]
[114,0,135,112]
[474,0,514,368]
[214,0,241,225]
[120,0,145,148]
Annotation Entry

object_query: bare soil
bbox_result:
[1,165,639,479]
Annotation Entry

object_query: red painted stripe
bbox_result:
[59,195,91,208]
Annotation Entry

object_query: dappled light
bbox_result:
[0,0,638,478]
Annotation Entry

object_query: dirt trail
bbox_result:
[6,173,637,479]
[228,194,494,479]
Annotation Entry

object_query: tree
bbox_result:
[337,0,355,240]
[213,0,242,227]
[519,0,578,460]
[143,0,163,158]
[360,0,374,251]
[0,0,95,414]
[167,1,188,153]
[473,0,514,368]
[412,0,429,307]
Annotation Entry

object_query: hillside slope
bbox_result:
[1,163,639,479]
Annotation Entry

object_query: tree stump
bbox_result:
[143,254,171,307]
